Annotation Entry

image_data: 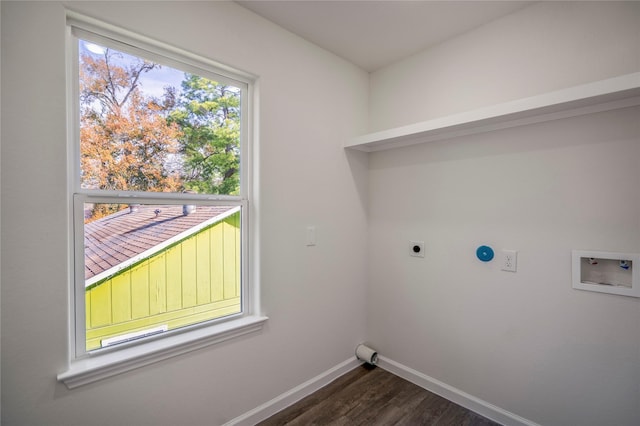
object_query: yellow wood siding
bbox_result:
[85,211,241,351]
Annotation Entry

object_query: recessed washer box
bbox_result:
[572,250,640,298]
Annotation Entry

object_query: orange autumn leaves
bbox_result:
[79,50,182,196]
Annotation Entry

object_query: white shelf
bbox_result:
[346,73,640,152]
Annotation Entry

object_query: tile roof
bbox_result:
[84,204,237,282]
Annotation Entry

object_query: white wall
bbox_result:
[370,1,640,131]
[366,2,640,426]
[0,1,369,425]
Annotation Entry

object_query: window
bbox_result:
[60,13,264,387]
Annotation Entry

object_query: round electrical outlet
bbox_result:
[410,241,425,258]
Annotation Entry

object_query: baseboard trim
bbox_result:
[224,357,361,426]
[378,356,540,426]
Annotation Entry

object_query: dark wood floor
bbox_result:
[258,365,502,426]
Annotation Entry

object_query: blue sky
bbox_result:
[80,39,186,100]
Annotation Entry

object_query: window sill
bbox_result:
[58,315,268,389]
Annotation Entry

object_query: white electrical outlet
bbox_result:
[501,250,517,272]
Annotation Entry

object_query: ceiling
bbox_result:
[236,1,534,72]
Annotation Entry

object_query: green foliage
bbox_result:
[170,74,241,195]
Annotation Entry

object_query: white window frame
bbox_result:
[58,11,266,389]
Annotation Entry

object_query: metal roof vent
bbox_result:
[183,204,196,215]
[183,190,196,215]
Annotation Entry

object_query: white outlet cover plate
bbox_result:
[501,249,517,272]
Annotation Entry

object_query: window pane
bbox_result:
[79,40,242,195]
[84,202,241,350]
